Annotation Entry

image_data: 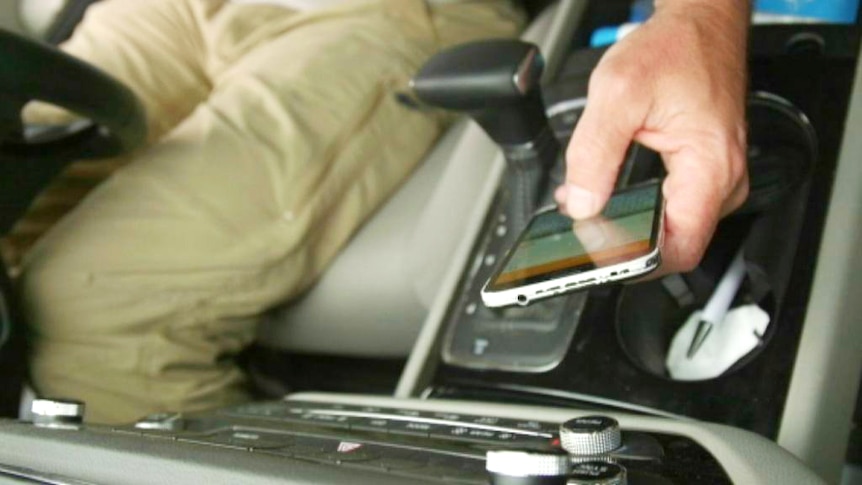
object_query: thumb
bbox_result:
[562,73,647,219]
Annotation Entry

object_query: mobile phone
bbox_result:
[481,180,665,307]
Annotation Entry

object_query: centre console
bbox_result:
[0,394,822,484]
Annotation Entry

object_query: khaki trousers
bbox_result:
[19,0,523,423]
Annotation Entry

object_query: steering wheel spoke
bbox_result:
[0,27,146,234]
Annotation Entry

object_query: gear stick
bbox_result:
[412,40,583,374]
[412,39,559,231]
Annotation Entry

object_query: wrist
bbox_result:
[655,0,751,12]
[655,0,751,27]
[643,0,751,109]
[652,0,750,49]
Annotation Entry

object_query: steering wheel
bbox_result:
[0,28,146,162]
[0,26,147,236]
[0,28,147,389]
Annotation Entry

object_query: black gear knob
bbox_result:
[412,39,548,147]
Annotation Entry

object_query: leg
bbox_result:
[22,0,523,423]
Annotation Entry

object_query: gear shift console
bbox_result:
[412,40,583,372]
[413,39,559,229]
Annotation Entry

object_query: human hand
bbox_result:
[572,216,639,269]
[555,0,750,275]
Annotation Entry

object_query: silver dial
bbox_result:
[486,449,571,478]
[559,416,622,456]
[31,399,85,427]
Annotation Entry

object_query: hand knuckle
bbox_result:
[589,59,638,102]
[677,253,702,273]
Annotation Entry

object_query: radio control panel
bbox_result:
[105,400,732,484]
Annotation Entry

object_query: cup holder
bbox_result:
[615,262,777,381]
[736,91,817,215]
[614,91,815,382]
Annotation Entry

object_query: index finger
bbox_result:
[562,63,650,219]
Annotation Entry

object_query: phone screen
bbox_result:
[487,182,663,291]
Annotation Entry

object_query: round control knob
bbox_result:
[31,399,85,428]
[486,448,571,485]
[559,416,622,456]
[568,461,627,485]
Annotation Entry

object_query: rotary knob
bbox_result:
[559,416,622,456]
[31,399,85,428]
[486,448,571,485]
[568,461,627,485]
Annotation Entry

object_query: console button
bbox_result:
[224,401,292,418]
[135,412,185,431]
[349,417,392,433]
[317,442,381,464]
[31,399,84,429]
[568,461,627,485]
[469,416,502,426]
[178,429,294,450]
[512,420,558,435]
[295,412,351,429]
[486,448,571,485]
[394,409,423,418]
[430,425,482,441]
[430,426,523,444]
[456,416,557,436]
[387,420,448,437]
[431,412,464,422]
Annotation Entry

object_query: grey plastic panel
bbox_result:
[776,43,862,484]
[0,420,441,485]
[0,476,36,485]
[0,463,94,485]
[0,392,824,485]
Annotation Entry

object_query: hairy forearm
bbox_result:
[653,0,750,95]
[656,0,752,15]
[655,0,752,34]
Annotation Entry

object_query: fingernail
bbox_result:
[575,221,607,250]
[565,184,599,219]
